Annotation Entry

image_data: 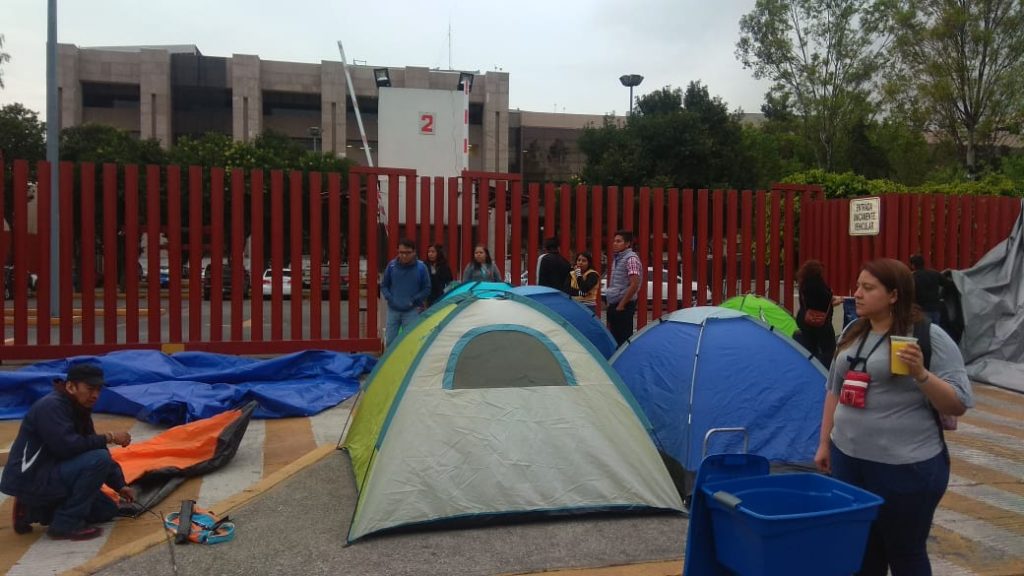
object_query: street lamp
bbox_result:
[619,74,644,115]
[308,126,322,153]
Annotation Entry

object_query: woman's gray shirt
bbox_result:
[827,323,973,465]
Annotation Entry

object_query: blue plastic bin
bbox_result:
[702,473,883,576]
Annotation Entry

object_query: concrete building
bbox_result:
[57,44,514,172]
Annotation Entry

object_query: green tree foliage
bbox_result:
[60,124,167,165]
[0,34,10,90]
[881,0,1024,173]
[0,103,45,165]
[579,83,747,189]
[737,0,886,170]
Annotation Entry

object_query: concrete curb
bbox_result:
[59,444,338,576]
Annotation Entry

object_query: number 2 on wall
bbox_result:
[420,113,434,135]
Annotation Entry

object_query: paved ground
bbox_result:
[2,383,1023,576]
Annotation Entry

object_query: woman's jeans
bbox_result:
[830,442,949,576]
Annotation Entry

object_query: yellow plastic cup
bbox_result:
[890,335,918,375]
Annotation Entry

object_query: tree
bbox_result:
[737,0,887,170]
[0,34,11,90]
[0,103,46,164]
[882,0,1024,173]
[60,123,166,165]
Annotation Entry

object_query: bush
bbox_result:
[781,169,1024,198]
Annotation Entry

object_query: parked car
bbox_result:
[202,263,251,300]
[262,268,294,298]
[317,264,351,299]
[601,267,710,307]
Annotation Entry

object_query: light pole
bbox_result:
[308,126,322,153]
[619,74,644,115]
[46,0,59,316]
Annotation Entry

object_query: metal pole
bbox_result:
[336,41,373,168]
[628,86,634,115]
[46,0,60,316]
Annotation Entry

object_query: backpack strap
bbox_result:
[913,319,932,370]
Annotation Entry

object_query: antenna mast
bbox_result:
[337,41,373,167]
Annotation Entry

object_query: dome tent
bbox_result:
[720,293,799,338]
[343,293,682,542]
[439,281,617,358]
[611,307,827,495]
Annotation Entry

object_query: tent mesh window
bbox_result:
[452,331,568,389]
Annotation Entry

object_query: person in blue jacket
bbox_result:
[2,363,135,541]
[381,238,431,347]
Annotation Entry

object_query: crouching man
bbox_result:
[2,364,135,540]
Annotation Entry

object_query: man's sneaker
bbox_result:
[12,498,32,535]
[46,526,103,541]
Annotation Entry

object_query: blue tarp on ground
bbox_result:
[0,350,376,425]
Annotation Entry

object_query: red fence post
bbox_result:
[652,188,665,317]
[250,170,265,342]
[326,172,341,339]
[0,158,5,344]
[544,183,556,242]
[591,185,604,315]
[188,166,203,343]
[167,166,182,344]
[681,189,694,308]
[528,183,540,284]
[559,184,571,258]
[510,180,523,286]
[667,189,679,311]
[575,184,587,261]
[920,194,933,265]
[146,165,162,344]
[12,161,29,344]
[60,162,75,344]
[367,174,380,343]
[697,189,709,305]
[711,190,724,305]
[726,190,738,300]
[419,177,430,255]
[461,176,473,272]
[754,191,766,298]
[447,177,459,275]
[231,169,246,342]
[81,164,97,345]
[209,168,225,343]
[933,195,946,271]
[387,175,399,259]
[124,165,140,344]
[783,191,796,311]
[836,199,850,300]
[740,191,753,295]
[405,176,417,243]
[975,197,989,262]
[270,170,285,341]
[768,191,782,303]
[495,180,507,278]
[637,186,651,323]
[959,197,973,267]
[103,163,119,345]
[433,176,444,249]
[479,177,491,250]
[348,172,361,339]
[289,171,304,341]
[36,161,51,345]
[945,195,960,270]
[309,172,323,341]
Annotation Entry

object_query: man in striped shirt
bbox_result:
[605,230,642,346]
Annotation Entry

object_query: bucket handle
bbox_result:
[702,427,749,459]
[711,490,742,510]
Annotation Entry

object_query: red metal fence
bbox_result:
[1,159,1019,362]
[803,193,1022,297]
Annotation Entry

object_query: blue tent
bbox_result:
[611,307,826,486]
[440,282,616,358]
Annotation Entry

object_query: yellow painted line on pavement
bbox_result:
[62,444,337,576]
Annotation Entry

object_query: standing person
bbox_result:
[567,251,600,314]
[425,243,453,306]
[537,237,571,290]
[2,364,135,541]
[796,260,842,366]
[605,230,642,346]
[462,244,502,282]
[910,254,944,325]
[815,258,972,575]
[381,238,431,346]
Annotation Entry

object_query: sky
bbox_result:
[1,0,771,121]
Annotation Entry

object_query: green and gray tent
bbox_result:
[342,293,683,541]
[720,294,798,337]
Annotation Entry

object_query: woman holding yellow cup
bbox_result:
[814,258,972,575]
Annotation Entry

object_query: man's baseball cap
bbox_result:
[66,364,105,388]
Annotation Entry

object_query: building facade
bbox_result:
[56,44,513,173]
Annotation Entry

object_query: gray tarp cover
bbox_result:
[953,200,1024,392]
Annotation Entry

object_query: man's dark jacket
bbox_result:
[538,252,571,290]
[0,391,126,505]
